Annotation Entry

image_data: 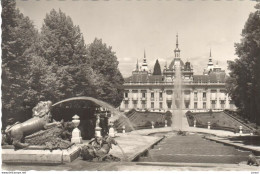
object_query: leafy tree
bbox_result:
[87,38,124,107]
[226,2,260,125]
[2,0,38,113]
[153,59,162,75]
[37,9,95,102]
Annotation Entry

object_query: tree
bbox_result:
[37,9,96,102]
[153,59,162,75]
[226,2,260,125]
[1,0,38,113]
[87,38,124,107]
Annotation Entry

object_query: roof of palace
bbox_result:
[193,72,226,83]
[124,71,226,84]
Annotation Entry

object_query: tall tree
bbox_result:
[37,9,94,102]
[87,38,124,107]
[153,59,162,75]
[2,0,38,113]
[226,2,260,125]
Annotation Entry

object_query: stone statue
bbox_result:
[4,101,61,149]
[80,136,119,161]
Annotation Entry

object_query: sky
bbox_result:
[16,0,256,77]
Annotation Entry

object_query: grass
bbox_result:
[187,112,252,133]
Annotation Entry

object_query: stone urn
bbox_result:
[151,121,154,129]
[122,125,126,133]
[71,115,82,144]
[194,120,196,127]
[109,121,115,137]
[208,122,211,129]
[95,114,102,137]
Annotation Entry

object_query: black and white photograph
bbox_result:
[1,0,260,172]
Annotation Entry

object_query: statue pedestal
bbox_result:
[71,128,82,144]
[109,127,115,137]
[95,126,102,137]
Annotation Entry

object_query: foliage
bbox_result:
[1,0,38,112]
[226,3,260,125]
[87,38,124,107]
[2,5,124,133]
[153,59,162,75]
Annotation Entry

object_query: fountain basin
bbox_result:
[2,144,81,164]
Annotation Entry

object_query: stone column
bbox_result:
[163,89,167,111]
[129,90,133,109]
[198,90,202,109]
[216,89,220,109]
[190,89,194,109]
[71,115,83,144]
[138,89,142,109]
[207,88,211,110]
[147,89,151,110]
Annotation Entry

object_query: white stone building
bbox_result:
[120,35,236,112]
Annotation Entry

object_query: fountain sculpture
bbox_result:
[4,101,63,149]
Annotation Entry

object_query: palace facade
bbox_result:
[119,35,236,112]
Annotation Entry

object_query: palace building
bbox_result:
[119,35,236,112]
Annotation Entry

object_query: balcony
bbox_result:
[159,97,163,101]
[141,97,147,101]
[151,98,155,101]
[132,96,138,100]
[124,97,129,100]
[194,97,198,101]
[202,97,207,101]
[166,96,172,100]
[184,95,190,101]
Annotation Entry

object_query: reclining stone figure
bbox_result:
[5,101,61,149]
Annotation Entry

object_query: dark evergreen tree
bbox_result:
[153,59,162,75]
[87,38,124,107]
[2,0,38,113]
[226,2,260,125]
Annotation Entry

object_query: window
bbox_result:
[203,92,206,98]
[124,101,129,109]
[142,101,146,109]
[203,102,206,109]
[194,92,198,100]
[185,101,190,109]
[194,102,198,109]
[133,101,137,108]
[221,100,225,109]
[151,102,154,108]
[151,92,154,98]
[211,100,216,109]
[159,92,163,98]
[167,101,172,109]
[159,102,163,109]
[125,92,128,98]
[142,92,146,98]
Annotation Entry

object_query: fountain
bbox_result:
[172,58,184,131]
